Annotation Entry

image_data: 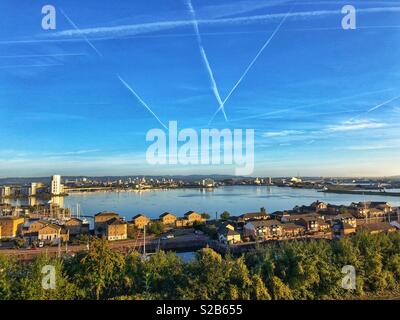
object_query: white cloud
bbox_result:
[263,130,304,137]
[326,120,386,132]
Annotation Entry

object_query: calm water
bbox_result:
[54,186,400,220]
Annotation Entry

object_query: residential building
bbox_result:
[297,214,320,233]
[350,201,392,218]
[24,220,69,244]
[51,175,63,195]
[310,200,328,212]
[42,224,69,243]
[0,216,24,239]
[184,211,204,222]
[159,212,177,225]
[201,179,215,187]
[131,214,150,229]
[29,183,37,197]
[282,223,306,237]
[0,186,12,198]
[64,218,90,236]
[238,211,269,223]
[175,211,205,228]
[104,218,127,241]
[218,227,241,244]
[244,219,283,240]
[331,213,357,228]
[341,222,356,236]
[357,222,396,234]
[26,220,48,233]
[95,211,123,235]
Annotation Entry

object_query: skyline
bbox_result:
[1,0,400,177]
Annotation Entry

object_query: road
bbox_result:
[0,234,208,261]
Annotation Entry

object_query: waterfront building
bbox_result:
[94,211,122,235]
[159,212,177,225]
[175,211,205,227]
[131,214,150,229]
[51,175,63,195]
[0,216,25,239]
[29,183,37,197]
[282,223,306,237]
[291,177,302,184]
[0,186,12,198]
[298,214,320,233]
[310,200,328,212]
[238,211,269,223]
[244,219,283,240]
[64,218,90,236]
[23,220,69,244]
[201,179,215,187]
[218,228,241,244]
[330,212,357,228]
[37,224,69,243]
[340,222,357,236]
[105,218,127,241]
[357,222,396,234]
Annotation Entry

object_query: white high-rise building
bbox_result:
[0,186,11,197]
[29,182,37,196]
[51,175,62,195]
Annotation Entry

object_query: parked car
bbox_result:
[161,234,174,240]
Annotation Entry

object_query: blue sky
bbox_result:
[0,0,400,177]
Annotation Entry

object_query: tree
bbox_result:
[270,276,293,300]
[147,221,165,235]
[201,213,210,220]
[220,211,230,220]
[0,255,16,300]
[127,224,139,239]
[12,254,77,300]
[65,238,126,299]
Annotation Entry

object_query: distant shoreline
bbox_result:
[320,189,400,197]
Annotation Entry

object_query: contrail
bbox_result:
[209,8,293,124]
[0,63,63,69]
[211,87,394,124]
[367,95,400,112]
[117,75,168,130]
[185,0,227,121]
[60,9,103,58]
[0,53,86,58]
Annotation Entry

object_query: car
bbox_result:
[161,234,174,240]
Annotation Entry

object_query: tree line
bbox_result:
[1,231,400,300]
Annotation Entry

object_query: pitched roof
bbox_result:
[160,212,176,218]
[226,229,240,236]
[184,211,199,216]
[132,214,149,220]
[95,211,119,217]
[282,222,305,230]
[240,212,268,219]
[247,219,281,227]
[358,222,396,232]
[107,217,126,226]
[65,218,84,224]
